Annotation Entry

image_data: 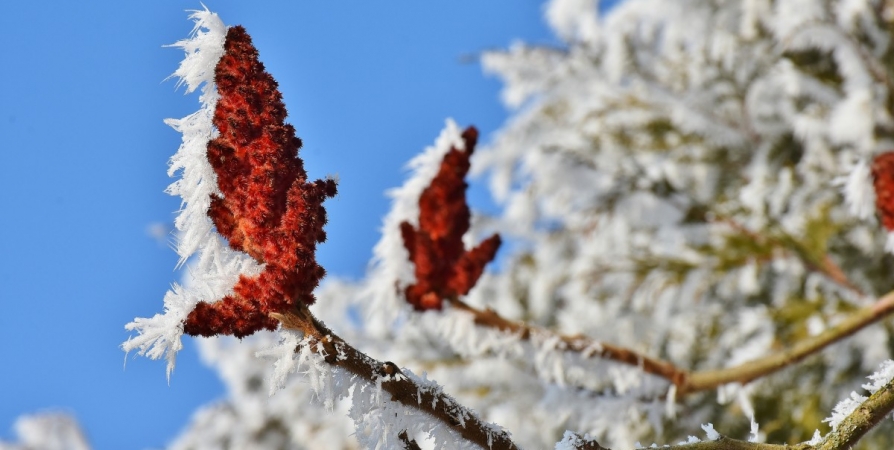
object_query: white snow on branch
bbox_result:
[256,329,337,405]
[122,8,262,380]
[748,415,761,443]
[546,0,600,44]
[829,90,874,150]
[701,423,720,441]
[256,330,509,450]
[824,359,894,429]
[162,7,227,266]
[554,431,599,450]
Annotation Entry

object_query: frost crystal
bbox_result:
[839,158,876,221]
[700,423,719,441]
[748,415,760,443]
[123,8,233,379]
[807,429,824,445]
[825,359,894,429]
[554,431,601,450]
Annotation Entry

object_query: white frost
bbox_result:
[122,8,262,380]
[748,416,761,443]
[701,423,720,441]
[824,359,894,429]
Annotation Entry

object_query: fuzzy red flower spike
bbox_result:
[400,126,501,310]
[872,152,894,232]
[183,26,337,337]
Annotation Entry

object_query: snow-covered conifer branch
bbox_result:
[0,412,91,450]
[711,217,865,297]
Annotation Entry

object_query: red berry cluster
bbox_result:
[184,26,337,338]
[872,152,894,232]
[400,127,502,310]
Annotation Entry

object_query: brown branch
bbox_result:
[684,290,894,393]
[563,435,803,450]
[447,290,894,396]
[815,376,894,450]
[446,297,689,387]
[814,254,863,297]
[651,439,802,450]
[272,305,520,450]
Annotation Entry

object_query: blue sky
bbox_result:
[0,2,614,448]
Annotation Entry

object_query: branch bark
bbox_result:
[561,434,806,450]
[815,377,894,450]
[272,305,521,450]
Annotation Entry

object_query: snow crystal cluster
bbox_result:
[122,8,263,380]
[824,359,894,430]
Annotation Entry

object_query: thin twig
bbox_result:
[446,298,689,387]
[447,289,894,396]
[685,290,894,393]
[563,435,805,450]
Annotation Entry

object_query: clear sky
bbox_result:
[0,2,612,448]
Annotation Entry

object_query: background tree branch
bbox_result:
[448,289,894,396]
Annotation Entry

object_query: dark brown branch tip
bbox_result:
[380,361,401,378]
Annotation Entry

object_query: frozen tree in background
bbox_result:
[0,413,90,450]
[474,0,894,445]
[102,0,894,449]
